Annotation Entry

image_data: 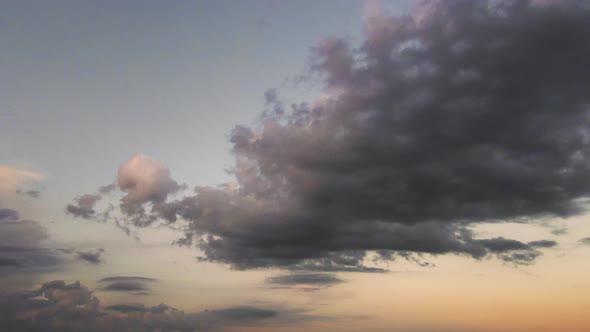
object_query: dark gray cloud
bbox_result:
[473,238,557,266]
[99,276,157,283]
[498,251,541,266]
[0,246,61,272]
[267,273,343,287]
[0,208,19,221]
[0,280,320,332]
[0,256,20,267]
[104,303,147,313]
[528,240,558,248]
[100,281,148,292]
[76,250,103,265]
[73,0,589,270]
[98,276,157,294]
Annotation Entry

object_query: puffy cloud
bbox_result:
[173,0,585,269]
[67,155,186,227]
[72,0,589,271]
[66,194,102,219]
[0,280,321,332]
[117,155,185,223]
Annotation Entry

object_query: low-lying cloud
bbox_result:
[0,280,321,332]
[0,208,62,279]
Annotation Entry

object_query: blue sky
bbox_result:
[1,0,410,197]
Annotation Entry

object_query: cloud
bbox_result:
[72,0,589,270]
[528,240,558,248]
[0,256,20,267]
[98,184,116,195]
[76,249,103,265]
[0,208,62,276]
[16,189,41,199]
[104,303,148,313]
[99,276,157,283]
[551,228,568,236]
[0,165,45,209]
[578,237,590,245]
[101,281,149,292]
[66,194,102,219]
[267,273,343,288]
[0,165,44,191]
[98,276,157,294]
[117,155,186,225]
[67,155,186,227]
[0,280,321,332]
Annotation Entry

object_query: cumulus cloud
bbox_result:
[66,155,186,227]
[72,0,590,270]
[117,155,186,225]
[0,280,321,332]
[66,194,102,219]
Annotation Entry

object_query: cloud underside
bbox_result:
[70,0,590,270]
[0,280,319,332]
[76,250,103,265]
[98,276,158,294]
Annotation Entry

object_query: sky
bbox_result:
[1,0,590,331]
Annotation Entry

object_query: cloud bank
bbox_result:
[0,280,320,332]
[0,208,62,278]
[70,0,590,270]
